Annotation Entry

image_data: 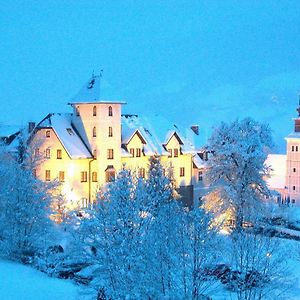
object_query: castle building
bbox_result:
[25,75,207,209]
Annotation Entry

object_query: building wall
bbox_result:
[32,128,92,208]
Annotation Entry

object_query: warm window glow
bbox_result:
[105,169,115,182]
[80,171,88,182]
[174,148,179,157]
[92,172,98,182]
[57,149,62,159]
[136,148,141,157]
[45,170,51,181]
[168,149,172,157]
[130,148,134,157]
[46,130,51,138]
[108,126,113,137]
[180,167,185,177]
[59,171,65,182]
[93,105,97,116]
[107,149,114,159]
[93,127,97,137]
[108,106,113,116]
[45,148,51,159]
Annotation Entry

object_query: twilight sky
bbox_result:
[1,1,300,152]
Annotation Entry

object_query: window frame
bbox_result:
[180,167,185,177]
[46,130,51,138]
[107,149,114,160]
[136,148,141,157]
[45,170,51,181]
[108,106,113,117]
[59,171,65,182]
[80,171,88,182]
[92,171,98,182]
[93,105,97,117]
[57,149,62,159]
[108,126,113,137]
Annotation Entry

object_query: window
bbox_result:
[297,146,299,152]
[293,185,296,191]
[93,106,97,116]
[92,172,98,182]
[139,168,145,178]
[46,130,50,138]
[293,168,296,173]
[107,149,114,159]
[198,170,203,181]
[66,128,74,135]
[35,148,40,157]
[93,127,97,137]
[180,167,185,177]
[57,149,62,159]
[45,148,51,159]
[130,148,134,157]
[105,168,115,182]
[292,146,295,152]
[136,148,141,157]
[108,106,113,116]
[174,149,179,157]
[168,149,172,158]
[59,171,65,182]
[45,170,51,181]
[76,106,80,116]
[81,171,88,182]
[108,126,113,137]
[93,149,97,159]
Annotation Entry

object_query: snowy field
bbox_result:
[0,260,79,300]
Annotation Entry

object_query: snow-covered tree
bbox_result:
[204,118,273,231]
[0,143,55,263]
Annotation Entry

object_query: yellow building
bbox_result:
[27,75,208,208]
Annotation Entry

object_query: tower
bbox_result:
[285,96,300,205]
[69,74,126,188]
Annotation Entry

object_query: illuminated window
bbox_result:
[93,149,97,159]
[46,130,50,138]
[35,148,40,157]
[180,167,185,177]
[57,149,62,159]
[168,149,172,157]
[92,172,98,182]
[93,127,97,137]
[174,149,178,157]
[139,168,145,178]
[45,170,51,181]
[81,171,88,182]
[59,171,65,182]
[76,106,80,116]
[105,167,115,182]
[108,126,113,137]
[107,149,114,159]
[108,106,113,116]
[93,106,97,116]
[130,148,134,157]
[45,148,51,159]
[136,148,141,157]
[198,170,203,181]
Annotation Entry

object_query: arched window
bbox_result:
[93,127,97,137]
[108,106,113,117]
[93,106,97,116]
[108,126,113,137]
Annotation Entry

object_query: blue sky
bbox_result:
[1,1,300,152]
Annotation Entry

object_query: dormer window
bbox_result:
[93,106,97,116]
[46,130,51,138]
[108,106,113,117]
[93,127,97,137]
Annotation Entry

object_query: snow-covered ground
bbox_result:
[0,260,80,300]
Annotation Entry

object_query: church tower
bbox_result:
[69,74,125,187]
[285,97,300,205]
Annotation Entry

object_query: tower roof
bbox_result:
[69,74,125,105]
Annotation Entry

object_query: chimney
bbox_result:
[28,122,36,133]
[191,125,199,135]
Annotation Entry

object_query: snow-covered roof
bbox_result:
[193,154,207,169]
[265,154,286,190]
[0,125,21,138]
[286,132,300,139]
[37,113,92,159]
[121,114,201,156]
[69,75,125,105]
